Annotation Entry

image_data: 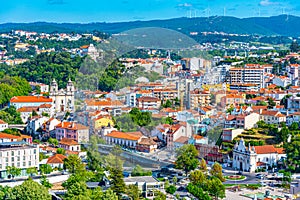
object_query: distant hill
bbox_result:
[0,15,299,37]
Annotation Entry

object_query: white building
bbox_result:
[49,79,75,112]
[0,120,8,132]
[9,96,53,110]
[232,138,285,172]
[0,133,39,179]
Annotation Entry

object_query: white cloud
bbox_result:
[259,0,278,6]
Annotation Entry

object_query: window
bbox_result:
[5,158,8,162]
[23,156,26,160]
[18,151,20,155]
[11,157,14,162]
[11,151,14,156]
[17,163,20,167]
[266,158,269,162]
[17,157,20,161]
[28,161,31,166]
[34,149,36,154]
[23,162,26,167]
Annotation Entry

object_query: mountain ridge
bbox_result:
[0,15,298,37]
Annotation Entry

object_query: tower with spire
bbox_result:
[49,79,75,112]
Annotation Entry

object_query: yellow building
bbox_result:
[94,116,114,130]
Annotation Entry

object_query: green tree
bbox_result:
[290,122,299,131]
[31,110,38,116]
[0,106,23,124]
[64,181,91,200]
[40,175,53,189]
[175,144,199,175]
[207,178,225,200]
[40,164,53,175]
[199,158,208,172]
[110,167,125,197]
[256,101,267,106]
[163,99,172,108]
[190,170,206,186]
[279,126,290,143]
[11,179,51,200]
[172,176,177,184]
[210,162,225,182]
[6,166,21,179]
[125,184,140,200]
[154,190,166,200]
[26,167,38,177]
[35,85,41,94]
[48,137,58,146]
[161,117,173,125]
[87,135,103,171]
[131,164,152,176]
[63,154,84,174]
[284,135,300,172]
[102,188,118,200]
[56,148,66,155]
[166,185,176,194]
[267,98,276,109]
[186,183,211,200]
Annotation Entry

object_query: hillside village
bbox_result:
[0,29,299,199]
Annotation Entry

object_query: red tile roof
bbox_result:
[59,138,79,146]
[137,96,160,102]
[0,119,7,124]
[106,131,142,141]
[56,122,88,130]
[47,154,67,164]
[0,133,20,139]
[10,96,52,103]
[17,106,38,112]
[254,145,279,154]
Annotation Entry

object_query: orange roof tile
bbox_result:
[106,131,142,141]
[137,96,160,102]
[10,96,52,103]
[0,119,7,124]
[47,154,67,164]
[56,122,88,130]
[0,133,20,139]
[39,104,52,108]
[254,145,279,154]
[17,106,39,112]
[59,138,79,146]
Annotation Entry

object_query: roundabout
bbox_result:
[225,175,246,181]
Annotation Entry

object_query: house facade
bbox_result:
[232,138,286,172]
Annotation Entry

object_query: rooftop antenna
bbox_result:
[258,8,261,17]
[286,12,289,21]
[223,7,226,17]
[190,9,192,18]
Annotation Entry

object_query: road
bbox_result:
[223,170,259,185]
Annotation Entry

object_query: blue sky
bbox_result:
[1,0,300,23]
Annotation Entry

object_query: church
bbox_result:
[49,79,75,112]
[232,138,286,172]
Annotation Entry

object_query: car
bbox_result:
[255,173,262,177]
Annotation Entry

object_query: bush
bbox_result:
[166,185,176,194]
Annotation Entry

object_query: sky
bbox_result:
[1,0,300,23]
